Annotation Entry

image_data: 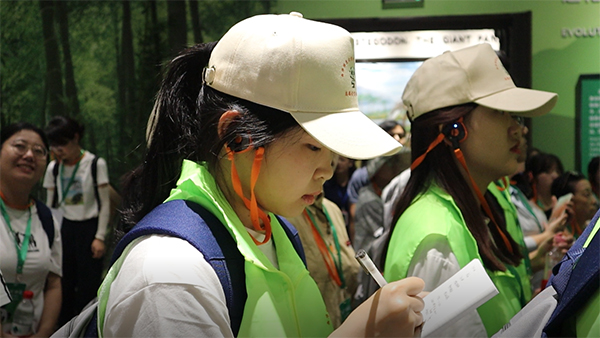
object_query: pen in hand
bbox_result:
[355,249,388,287]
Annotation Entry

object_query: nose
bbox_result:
[315,151,335,183]
[21,147,36,160]
[509,118,522,138]
[522,125,529,135]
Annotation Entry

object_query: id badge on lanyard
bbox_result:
[0,199,31,324]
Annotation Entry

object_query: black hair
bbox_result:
[120,42,299,232]
[551,170,586,199]
[523,152,565,199]
[378,120,403,134]
[588,156,599,187]
[45,116,85,146]
[1,122,49,151]
[382,103,522,272]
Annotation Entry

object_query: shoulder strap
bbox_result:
[108,200,247,336]
[543,217,600,337]
[35,199,54,249]
[52,161,59,209]
[91,156,100,213]
[90,201,306,337]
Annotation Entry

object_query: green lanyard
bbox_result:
[512,185,544,233]
[0,198,32,277]
[305,206,346,289]
[59,150,83,205]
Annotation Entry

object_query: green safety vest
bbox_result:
[166,160,333,337]
[488,180,532,301]
[384,183,530,337]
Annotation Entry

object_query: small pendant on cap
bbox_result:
[289,11,303,18]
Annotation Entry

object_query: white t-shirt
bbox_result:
[43,151,109,221]
[408,236,488,337]
[382,168,411,229]
[510,186,547,239]
[0,204,62,332]
[104,234,278,337]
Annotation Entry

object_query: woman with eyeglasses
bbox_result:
[551,171,599,238]
[41,116,110,327]
[381,43,558,337]
[0,122,62,337]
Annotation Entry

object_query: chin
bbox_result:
[275,205,305,219]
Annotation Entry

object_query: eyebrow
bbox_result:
[13,138,45,147]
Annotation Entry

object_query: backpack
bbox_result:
[35,198,54,249]
[51,199,306,338]
[51,156,101,211]
[492,208,600,337]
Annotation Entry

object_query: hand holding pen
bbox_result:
[356,249,388,287]
[330,249,425,337]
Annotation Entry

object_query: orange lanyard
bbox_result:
[453,148,514,254]
[304,208,345,288]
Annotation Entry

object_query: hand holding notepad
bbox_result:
[421,259,498,337]
[356,252,499,337]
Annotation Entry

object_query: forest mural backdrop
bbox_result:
[1,1,272,195]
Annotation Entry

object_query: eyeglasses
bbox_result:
[510,114,525,126]
[10,141,48,159]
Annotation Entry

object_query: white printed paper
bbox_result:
[421,259,499,337]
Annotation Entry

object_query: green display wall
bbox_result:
[276,0,600,172]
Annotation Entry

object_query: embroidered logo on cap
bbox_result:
[341,56,357,97]
[493,57,511,81]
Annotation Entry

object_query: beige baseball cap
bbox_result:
[203,12,401,160]
[402,43,558,120]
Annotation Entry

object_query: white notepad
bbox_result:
[421,258,499,337]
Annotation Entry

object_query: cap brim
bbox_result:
[475,87,558,117]
[290,110,402,160]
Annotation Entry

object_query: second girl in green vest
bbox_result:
[381,43,558,337]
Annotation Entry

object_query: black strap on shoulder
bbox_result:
[35,199,54,249]
[52,161,59,209]
[108,200,246,336]
[543,226,599,337]
[91,156,100,213]
[86,200,307,337]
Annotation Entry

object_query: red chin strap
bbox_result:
[411,120,515,255]
[453,147,514,254]
[227,146,272,245]
[410,132,445,171]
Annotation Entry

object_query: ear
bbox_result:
[218,110,242,139]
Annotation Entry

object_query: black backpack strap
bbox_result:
[276,216,307,268]
[543,225,600,337]
[91,156,100,213]
[108,200,246,336]
[52,161,59,209]
[35,199,54,249]
[88,202,307,337]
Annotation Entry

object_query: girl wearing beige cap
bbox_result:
[96,13,424,338]
[381,43,559,337]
